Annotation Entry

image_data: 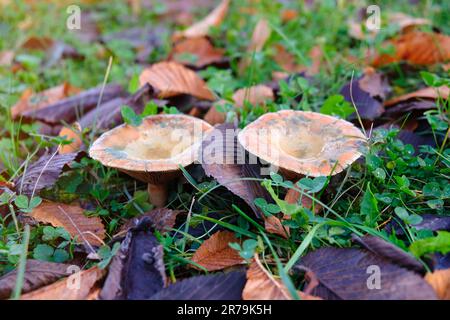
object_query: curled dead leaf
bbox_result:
[203,85,274,125]
[0,260,71,299]
[299,247,437,300]
[204,102,227,125]
[273,44,303,74]
[119,207,182,237]
[169,37,225,68]
[150,272,246,300]
[21,36,54,50]
[58,122,83,154]
[239,19,272,72]
[14,152,80,196]
[385,85,449,107]
[22,83,126,125]
[29,202,106,247]
[273,44,322,76]
[173,0,230,40]
[281,9,298,23]
[11,83,80,119]
[389,13,431,33]
[372,32,450,67]
[243,254,320,300]
[21,266,105,300]
[348,13,430,41]
[100,218,166,300]
[139,61,215,100]
[233,85,274,109]
[200,124,272,218]
[425,269,450,300]
[264,215,289,239]
[340,68,390,120]
[191,230,244,271]
[285,187,322,214]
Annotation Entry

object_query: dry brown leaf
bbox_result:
[29,202,106,247]
[204,102,227,125]
[58,122,83,154]
[233,85,274,108]
[247,19,271,52]
[173,0,230,40]
[347,20,376,41]
[348,13,429,41]
[21,266,105,300]
[21,36,54,50]
[385,85,449,107]
[139,61,215,100]
[191,230,244,271]
[14,153,80,197]
[243,255,320,300]
[276,187,322,238]
[372,32,450,67]
[273,44,303,74]
[11,83,80,119]
[203,85,274,125]
[281,9,298,22]
[285,188,322,214]
[0,260,71,299]
[0,50,14,66]
[264,215,289,239]
[188,106,202,117]
[306,45,323,76]
[389,13,431,32]
[273,44,322,76]
[239,19,271,72]
[425,269,450,300]
[272,71,290,81]
[119,208,182,237]
[169,37,225,68]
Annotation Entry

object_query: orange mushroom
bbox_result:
[238,110,367,179]
[89,114,213,207]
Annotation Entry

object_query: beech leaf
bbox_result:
[191,230,244,271]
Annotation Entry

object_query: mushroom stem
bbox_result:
[147,183,168,208]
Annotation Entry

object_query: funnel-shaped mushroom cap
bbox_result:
[238,110,367,177]
[89,114,213,184]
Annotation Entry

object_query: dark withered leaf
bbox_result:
[150,271,246,300]
[100,218,166,300]
[386,214,450,236]
[22,84,126,125]
[298,247,437,300]
[384,100,436,115]
[43,41,84,69]
[14,152,80,196]
[101,26,166,64]
[200,123,271,218]
[0,260,70,299]
[352,235,424,273]
[122,208,182,234]
[340,70,390,121]
[101,26,164,54]
[143,208,181,233]
[79,84,162,131]
[433,253,450,270]
[416,215,450,232]
[79,97,127,130]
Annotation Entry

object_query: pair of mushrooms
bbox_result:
[89,110,366,207]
